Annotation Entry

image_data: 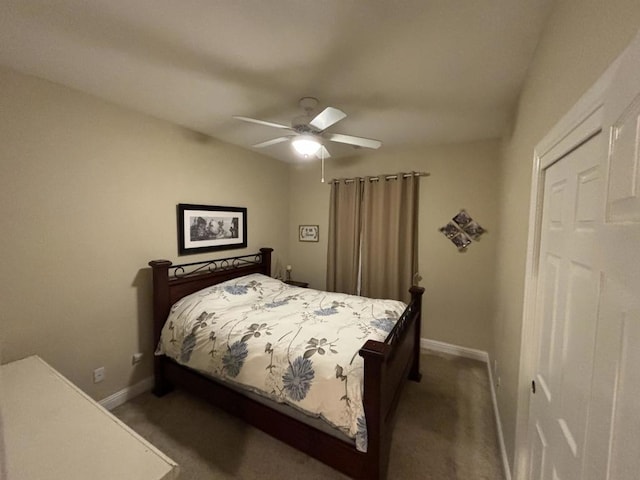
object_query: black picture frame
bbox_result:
[177,204,247,255]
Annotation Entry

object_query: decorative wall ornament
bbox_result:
[439,209,486,251]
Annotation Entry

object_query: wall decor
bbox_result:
[177,204,247,255]
[439,209,486,251]
[299,225,319,242]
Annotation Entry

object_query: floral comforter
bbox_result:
[156,273,406,452]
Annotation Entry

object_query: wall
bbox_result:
[0,67,290,400]
[493,0,640,472]
[288,140,500,352]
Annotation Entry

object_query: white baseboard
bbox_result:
[485,355,512,480]
[99,376,154,411]
[420,337,489,362]
[421,337,511,480]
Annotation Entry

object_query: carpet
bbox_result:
[113,351,505,479]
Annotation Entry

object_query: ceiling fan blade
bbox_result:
[252,136,291,148]
[309,107,346,131]
[326,133,382,149]
[315,145,331,159]
[233,116,292,130]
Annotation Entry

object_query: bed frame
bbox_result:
[148,248,424,479]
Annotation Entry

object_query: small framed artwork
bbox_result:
[439,222,459,239]
[299,225,319,242]
[452,209,472,227]
[177,204,247,255]
[463,220,485,240]
[451,232,472,250]
[439,209,487,252]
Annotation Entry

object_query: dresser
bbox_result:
[1,356,178,480]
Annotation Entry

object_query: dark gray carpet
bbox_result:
[113,352,504,479]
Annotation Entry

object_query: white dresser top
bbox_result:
[0,356,178,480]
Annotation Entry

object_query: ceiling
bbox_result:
[0,0,553,163]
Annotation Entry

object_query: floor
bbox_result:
[113,351,505,479]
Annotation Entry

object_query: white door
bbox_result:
[527,33,640,480]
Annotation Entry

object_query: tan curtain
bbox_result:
[326,180,362,294]
[360,173,419,302]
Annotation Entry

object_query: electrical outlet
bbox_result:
[93,366,105,383]
[497,376,501,388]
[132,352,143,365]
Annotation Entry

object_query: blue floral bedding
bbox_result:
[156,273,406,452]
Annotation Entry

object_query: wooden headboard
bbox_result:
[148,247,273,347]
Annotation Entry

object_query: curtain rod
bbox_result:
[328,172,430,184]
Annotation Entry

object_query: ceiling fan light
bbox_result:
[292,135,321,156]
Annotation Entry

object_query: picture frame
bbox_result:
[452,209,472,227]
[451,232,472,250]
[298,225,319,242]
[463,220,485,240]
[177,203,247,255]
[439,222,460,239]
[439,209,487,252]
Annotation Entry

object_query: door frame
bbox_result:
[512,48,626,480]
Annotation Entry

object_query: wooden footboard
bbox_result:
[360,285,424,478]
[148,248,424,479]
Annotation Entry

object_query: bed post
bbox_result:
[259,247,273,276]
[409,285,424,382]
[148,259,174,396]
[360,340,389,480]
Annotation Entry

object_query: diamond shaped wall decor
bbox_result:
[439,209,486,251]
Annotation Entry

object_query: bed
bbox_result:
[149,248,424,479]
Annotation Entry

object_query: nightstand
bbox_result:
[285,280,309,288]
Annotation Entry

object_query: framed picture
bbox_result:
[463,220,485,240]
[298,225,319,242]
[451,232,472,250]
[452,209,472,227]
[177,204,247,255]
[439,222,459,239]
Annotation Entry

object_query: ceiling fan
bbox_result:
[233,97,382,159]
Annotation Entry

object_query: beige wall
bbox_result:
[0,66,500,401]
[288,141,500,352]
[493,0,640,472]
[5,2,638,466]
[0,67,290,400]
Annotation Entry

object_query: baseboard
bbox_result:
[485,356,512,480]
[421,337,511,480]
[420,337,489,362]
[99,376,154,411]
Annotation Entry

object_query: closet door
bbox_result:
[527,32,640,480]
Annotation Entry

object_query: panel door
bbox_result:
[527,32,640,480]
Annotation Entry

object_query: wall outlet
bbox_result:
[132,352,143,365]
[497,376,501,388]
[93,366,105,383]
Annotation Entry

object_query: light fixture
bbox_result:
[291,134,321,156]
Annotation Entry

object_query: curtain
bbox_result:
[360,173,419,303]
[326,172,420,303]
[326,179,362,295]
